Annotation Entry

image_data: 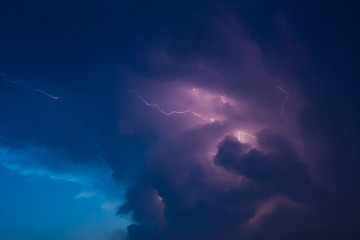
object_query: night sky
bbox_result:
[1,1,360,240]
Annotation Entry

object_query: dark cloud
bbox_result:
[114,3,360,239]
[1,1,360,240]
[215,131,314,201]
[119,127,314,239]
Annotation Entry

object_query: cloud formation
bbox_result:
[1,1,360,239]
[111,14,318,240]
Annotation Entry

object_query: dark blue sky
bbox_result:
[1,1,359,240]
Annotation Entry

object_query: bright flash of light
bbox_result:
[128,85,300,155]
[236,130,256,144]
[128,90,216,123]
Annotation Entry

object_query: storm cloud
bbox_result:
[1,1,359,240]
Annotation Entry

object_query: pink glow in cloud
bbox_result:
[119,13,310,240]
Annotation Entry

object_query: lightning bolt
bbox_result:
[277,86,290,122]
[34,89,61,100]
[277,86,305,154]
[2,74,64,100]
[0,74,24,84]
[128,90,215,122]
